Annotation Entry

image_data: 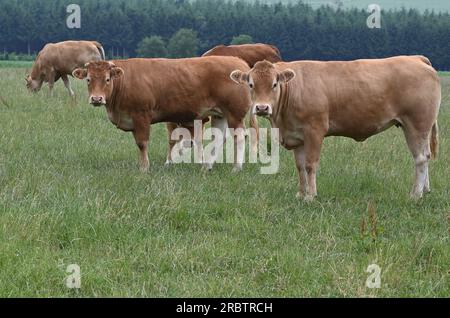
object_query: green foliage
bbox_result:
[231,34,254,45]
[0,52,35,61]
[136,36,168,58]
[0,0,449,69]
[167,28,199,58]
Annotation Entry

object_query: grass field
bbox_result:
[0,62,449,297]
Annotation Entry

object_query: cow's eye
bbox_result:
[87,78,90,84]
[106,78,110,83]
[249,82,254,89]
[273,82,278,89]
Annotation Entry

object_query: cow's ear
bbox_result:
[278,69,295,83]
[230,70,249,84]
[73,68,88,79]
[110,67,124,79]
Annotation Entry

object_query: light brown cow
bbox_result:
[26,40,105,97]
[72,57,251,172]
[231,56,441,200]
[165,43,282,164]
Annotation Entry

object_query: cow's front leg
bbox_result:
[47,78,55,98]
[303,129,325,201]
[47,73,59,98]
[132,117,151,172]
[294,145,307,198]
[62,74,75,98]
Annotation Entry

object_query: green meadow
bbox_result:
[0,62,448,297]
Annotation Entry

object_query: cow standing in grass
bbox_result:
[26,40,105,97]
[165,43,282,164]
[72,57,251,172]
[231,56,441,200]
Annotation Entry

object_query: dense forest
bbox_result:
[0,0,449,69]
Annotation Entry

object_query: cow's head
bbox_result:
[25,74,42,93]
[230,60,295,117]
[72,61,124,106]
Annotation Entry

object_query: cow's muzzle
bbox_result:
[253,104,272,117]
[90,96,106,107]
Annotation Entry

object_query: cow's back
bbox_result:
[203,43,282,67]
[38,41,103,74]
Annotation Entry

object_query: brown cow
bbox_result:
[203,43,282,67]
[72,57,251,172]
[165,43,282,164]
[230,56,441,200]
[26,40,105,97]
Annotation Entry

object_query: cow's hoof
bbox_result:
[232,166,242,173]
[410,192,423,201]
[296,192,304,199]
[165,159,173,166]
[139,167,149,173]
[304,194,315,202]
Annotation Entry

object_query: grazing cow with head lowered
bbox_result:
[72,57,251,172]
[165,43,282,164]
[231,56,441,200]
[26,40,105,97]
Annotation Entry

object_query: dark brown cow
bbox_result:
[72,57,251,172]
[231,56,441,200]
[26,40,105,97]
[165,43,282,164]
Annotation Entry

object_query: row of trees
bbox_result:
[136,30,254,58]
[0,0,449,69]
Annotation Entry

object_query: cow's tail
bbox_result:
[93,41,106,60]
[430,121,439,160]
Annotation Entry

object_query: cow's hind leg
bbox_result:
[202,116,227,171]
[403,125,431,199]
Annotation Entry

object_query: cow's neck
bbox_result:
[108,78,123,111]
[270,82,290,128]
[269,82,300,149]
[105,79,124,124]
[30,59,43,81]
